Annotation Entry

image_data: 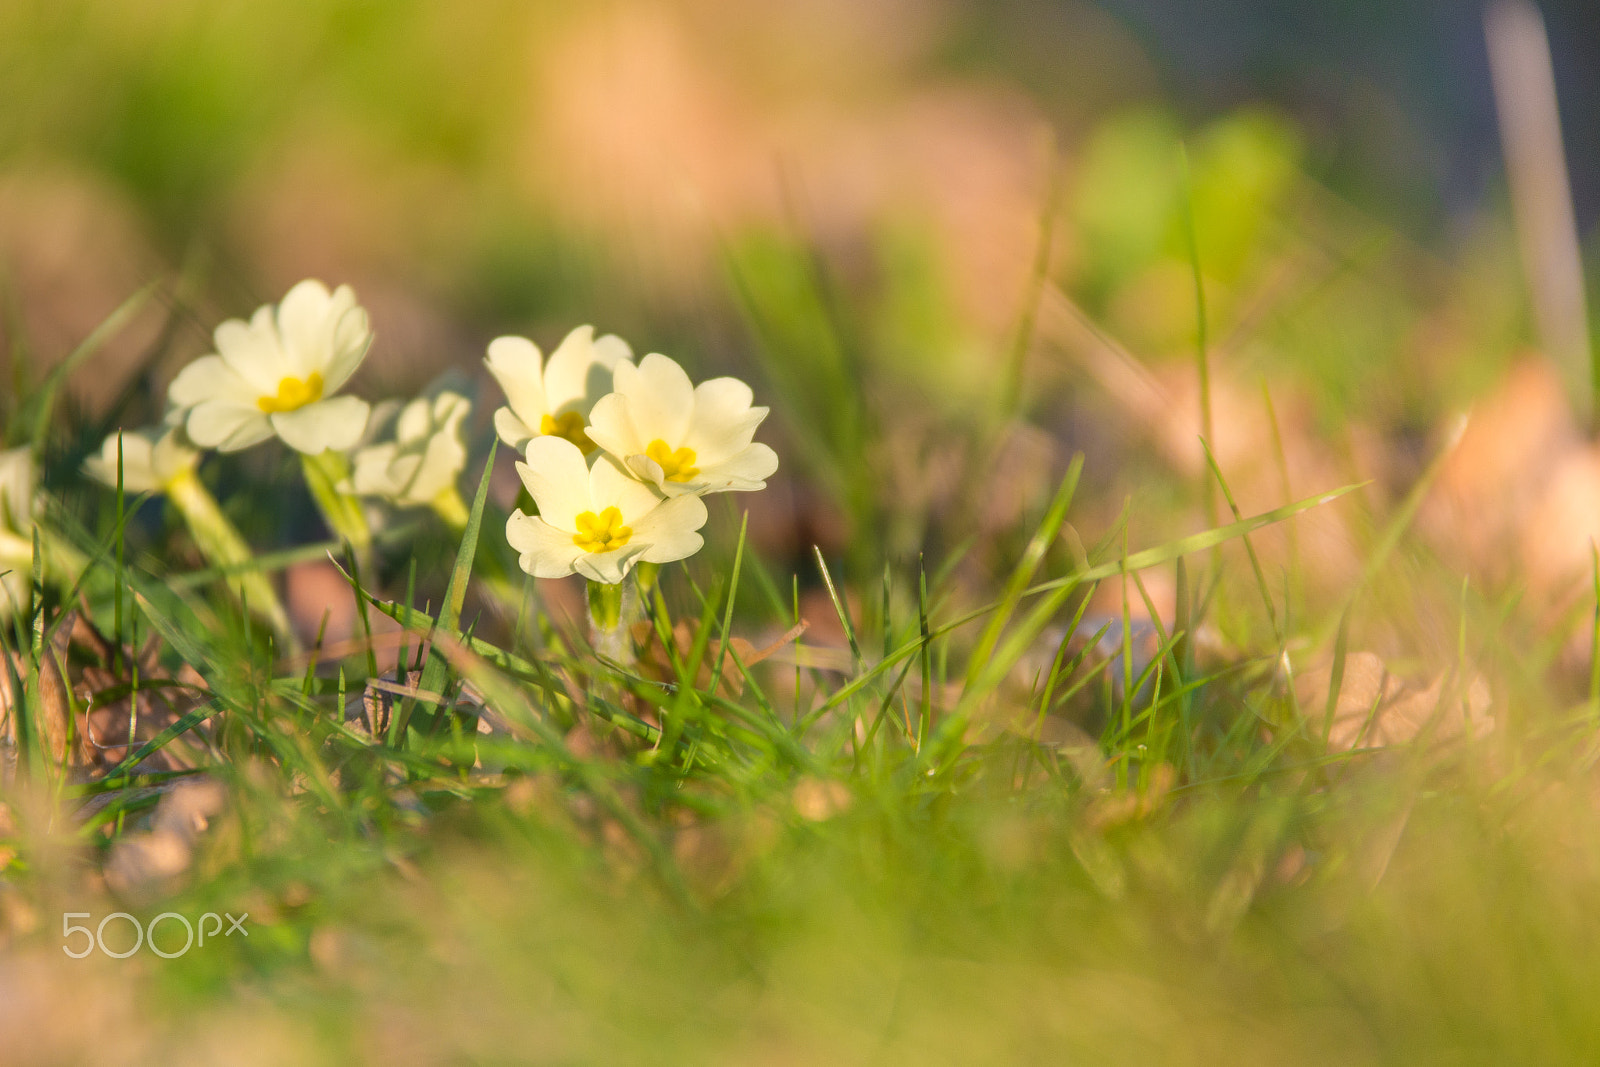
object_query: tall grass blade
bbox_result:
[397,441,497,747]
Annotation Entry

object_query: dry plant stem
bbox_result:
[300,450,371,554]
[165,467,293,644]
[1485,0,1594,419]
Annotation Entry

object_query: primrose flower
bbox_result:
[506,435,707,584]
[84,427,200,495]
[0,446,33,535]
[168,279,373,455]
[0,448,36,616]
[84,428,294,640]
[347,390,471,515]
[486,325,632,455]
[586,353,778,497]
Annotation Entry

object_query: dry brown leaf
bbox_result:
[639,619,809,697]
[1294,651,1493,751]
[1,611,79,769]
[0,606,206,778]
[75,625,199,773]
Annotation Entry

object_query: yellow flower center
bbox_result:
[645,439,699,483]
[541,411,595,455]
[572,506,632,553]
[257,371,325,414]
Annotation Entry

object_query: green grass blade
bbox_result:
[396,440,498,748]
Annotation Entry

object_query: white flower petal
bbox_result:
[686,378,767,463]
[573,543,647,584]
[617,353,695,447]
[0,447,35,533]
[542,326,596,412]
[275,279,339,379]
[435,391,471,431]
[506,511,584,578]
[590,455,665,524]
[169,354,254,410]
[623,452,670,495]
[516,436,593,531]
[591,333,634,367]
[348,391,466,508]
[395,396,432,444]
[485,336,549,430]
[270,395,371,454]
[187,401,274,452]
[349,442,402,496]
[692,442,779,494]
[408,395,469,502]
[544,325,635,416]
[630,494,708,565]
[494,406,536,451]
[85,431,160,493]
[354,398,402,448]
[214,306,287,395]
[583,392,640,460]
[319,288,372,393]
[388,453,426,495]
[149,428,199,482]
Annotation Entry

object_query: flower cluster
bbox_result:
[82,280,474,640]
[66,276,775,640]
[347,389,473,522]
[489,328,777,585]
[98,280,473,526]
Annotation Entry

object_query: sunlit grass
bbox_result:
[1,266,1591,1062]
[0,6,1597,1062]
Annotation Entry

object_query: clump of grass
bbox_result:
[0,214,1593,1067]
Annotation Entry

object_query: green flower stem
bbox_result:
[166,467,294,644]
[431,487,470,532]
[586,578,637,666]
[588,578,623,632]
[300,449,371,551]
[634,561,661,598]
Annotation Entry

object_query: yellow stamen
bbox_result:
[257,371,325,414]
[572,506,632,553]
[541,411,595,454]
[645,439,699,483]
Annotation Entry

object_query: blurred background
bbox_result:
[2,0,1598,659]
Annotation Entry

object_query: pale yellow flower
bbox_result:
[0,446,33,536]
[348,390,471,510]
[0,447,34,616]
[168,279,373,454]
[506,435,706,585]
[586,353,777,497]
[486,325,632,454]
[84,427,200,495]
